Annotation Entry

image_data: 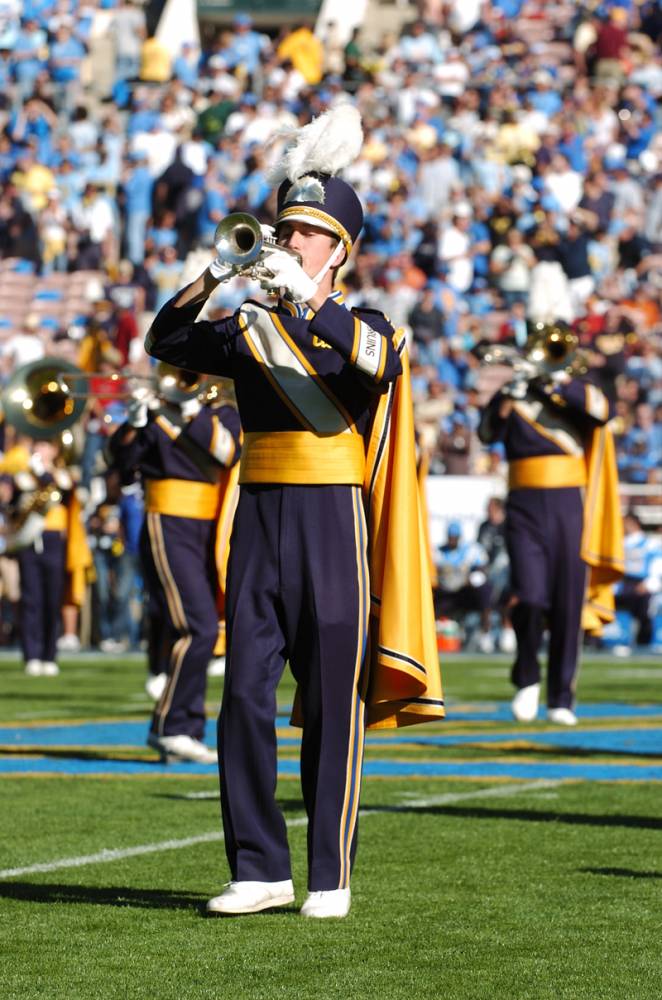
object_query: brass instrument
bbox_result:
[213,212,302,278]
[5,485,63,554]
[58,363,213,408]
[476,322,589,381]
[2,358,87,440]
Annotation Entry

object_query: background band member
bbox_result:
[6,438,92,676]
[107,368,241,764]
[144,105,443,920]
[479,322,623,726]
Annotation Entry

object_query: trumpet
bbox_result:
[213,212,302,279]
[476,323,589,381]
[57,364,218,410]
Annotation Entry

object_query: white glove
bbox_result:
[260,223,276,241]
[258,250,318,304]
[502,379,528,400]
[127,388,156,428]
[180,397,202,421]
[209,256,235,282]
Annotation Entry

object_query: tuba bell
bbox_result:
[213,212,301,278]
[2,357,87,440]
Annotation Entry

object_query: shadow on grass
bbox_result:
[580,867,662,879]
[368,803,662,831]
[0,746,159,765]
[0,881,301,917]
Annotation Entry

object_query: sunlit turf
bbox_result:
[1,652,661,1000]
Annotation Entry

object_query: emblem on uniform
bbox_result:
[312,335,331,349]
[284,176,325,205]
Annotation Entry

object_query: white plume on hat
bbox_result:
[267,103,364,185]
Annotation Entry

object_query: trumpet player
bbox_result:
[5,438,91,677]
[478,322,623,726]
[143,105,443,920]
[107,368,241,765]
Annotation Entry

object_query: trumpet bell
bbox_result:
[213,212,263,269]
[3,358,86,440]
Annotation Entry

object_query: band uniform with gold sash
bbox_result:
[107,377,241,762]
[479,361,622,722]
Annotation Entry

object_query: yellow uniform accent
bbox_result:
[145,479,221,520]
[44,504,68,531]
[65,491,94,607]
[363,344,444,729]
[240,431,366,485]
[580,426,624,633]
[509,454,587,490]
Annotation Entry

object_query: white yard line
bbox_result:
[0,780,563,881]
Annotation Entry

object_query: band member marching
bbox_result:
[107,366,241,764]
[143,104,444,919]
[478,321,623,725]
[5,437,92,676]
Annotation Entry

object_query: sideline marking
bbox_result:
[0,780,561,881]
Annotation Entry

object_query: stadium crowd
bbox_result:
[0,0,661,654]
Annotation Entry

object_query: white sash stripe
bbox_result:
[241,304,351,434]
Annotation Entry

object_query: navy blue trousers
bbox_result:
[506,487,586,709]
[219,484,369,891]
[141,512,219,740]
[17,530,66,663]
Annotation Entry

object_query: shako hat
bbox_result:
[270,103,364,254]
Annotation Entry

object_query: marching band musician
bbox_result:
[143,105,443,920]
[4,437,92,676]
[479,321,623,726]
[107,366,242,765]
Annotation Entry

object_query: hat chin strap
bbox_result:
[311,241,345,287]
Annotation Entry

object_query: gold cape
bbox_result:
[580,424,624,633]
[363,340,444,728]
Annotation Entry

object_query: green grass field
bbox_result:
[1,653,661,1000]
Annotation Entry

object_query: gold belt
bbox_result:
[509,455,587,490]
[240,431,366,485]
[145,479,221,520]
[44,504,67,531]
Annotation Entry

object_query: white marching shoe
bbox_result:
[511,683,540,722]
[57,633,80,652]
[207,880,295,915]
[477,631,495,654]
[547,707,578,726]
[300,888,351,919]
[145,672,168,701]
[147,732,217,764]
[40,661,60,676]
[498,627,517,654]
[207,656,226,678]
[24,659,44,676]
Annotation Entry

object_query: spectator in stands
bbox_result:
[434,520,494,653]
[614,512,662,651]
[476,496,516,654]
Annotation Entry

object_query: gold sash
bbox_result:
[509,454,587,490]
[44,504,68,531]
[240,430,365,485]
[145,479,221,520]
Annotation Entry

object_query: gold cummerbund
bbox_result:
[44,504,68,531]
[509,454,587,491]
[145,479,221,519]
[240,431,366,485]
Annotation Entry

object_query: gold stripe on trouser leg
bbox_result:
[146,512,192,735]
[337,486,369,889]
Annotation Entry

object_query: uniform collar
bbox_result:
[279,288,345,320]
